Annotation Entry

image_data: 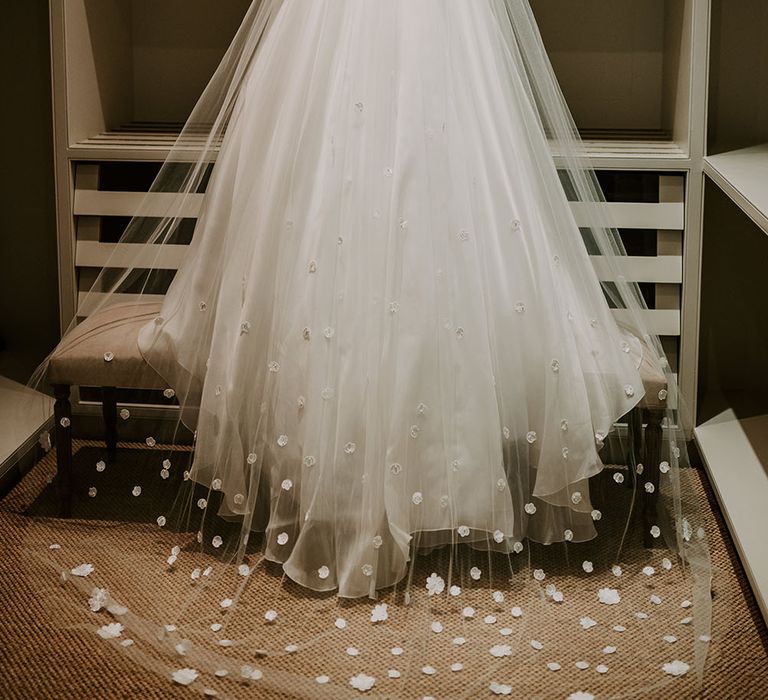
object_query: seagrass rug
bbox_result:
[0,440,765,699]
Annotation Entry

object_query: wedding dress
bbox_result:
[26,1,712,697]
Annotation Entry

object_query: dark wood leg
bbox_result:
[642,408,663,547]
[626,406,643,491]
[53,384,73,518]
[102,386,117,462]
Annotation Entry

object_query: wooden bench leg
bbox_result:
[53,384,73,518]
[102,386,118,462]
[642,408,663,547]
[626,406,643,491]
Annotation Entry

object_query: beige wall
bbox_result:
[0,1,60,384]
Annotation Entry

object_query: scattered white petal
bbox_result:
[421,665,437,675]
[500,627,513,637]
[484,615,497,625]
[613,625,626,632]
[390,647,404,656]
[663,635,677,643]
[492,590,505,604]
[575,661,590,670]
[611,565,622,577]
[462,607,475,618]
[596,664,609,674]
[490,644,512,657]
[582,561,594,573]
[603,646,617,654]
[511,606,523,618]
[71,564,94,577]
[547,662,561,671]
[662,558,673,570]
[450,662,463,672]
[335,618,347,630]
[132,486,142,497]
[238,564,251,577]
[264,610,278,622]
[449,585,462,597]
[346,647,359,657]
[172,668,199,686]
[370,603,388,622]
[285,644,298,653]
[470,566,482,580]
[681,600,692,609]
[580,617,597,630]
[598,588,620,605]
[49,544,61,550]
[567,693,594,700]
[426,572,445,595]
[530,640,543,650]
[431,621,444,633]
[452,637,466,646]
[318,565,330,580]
[489,682,513,695]
[643,566,655,577]
[650,595,662,605]
[220,599,233,609]
[387,669,401,679]
[210,623,222,632]
[662,660,690,676]
[679,617,693,625]
[96,622,124,639]
[120,639,134,647]
[88,588,109,612]
[636,612,649,620]
[699,634,712,643]
[349,673,375,692]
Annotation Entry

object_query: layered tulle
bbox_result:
[23,1,713,696]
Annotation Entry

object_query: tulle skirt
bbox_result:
[139,0,647,598]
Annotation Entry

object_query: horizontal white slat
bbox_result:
[77,293,679,336]
[73,190,205,218]
[570,201,684,230]
[611,309,680,336]
[76,242,682,286]
[73,191,682,232]
[589,255,682,283]
[77,292,165,317]
[76,241,188,269]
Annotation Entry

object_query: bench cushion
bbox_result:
[47,301,668,410]
[47,301,167,389]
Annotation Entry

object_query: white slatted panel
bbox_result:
[72,164,686,357]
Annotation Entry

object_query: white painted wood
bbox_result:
[75,241,189,269]
[704,144,768,236]
[570,201,684,230]
[590,255,682,284]
[695,409,768,623]
[75,243,681,285]
[73,190,205,218]
[0,376,53,475]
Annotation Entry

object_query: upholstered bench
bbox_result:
[47,301,166,516]
[47,304,668,543]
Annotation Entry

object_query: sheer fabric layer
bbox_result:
[139,0,645,597]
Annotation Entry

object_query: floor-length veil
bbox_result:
[23,1,712,697]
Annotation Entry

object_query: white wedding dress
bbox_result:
[29,2,712,696]
[139,0,647,598]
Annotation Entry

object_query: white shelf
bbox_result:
[704,144,768,236]
[0,376,53,477]
[694,408,768,624]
